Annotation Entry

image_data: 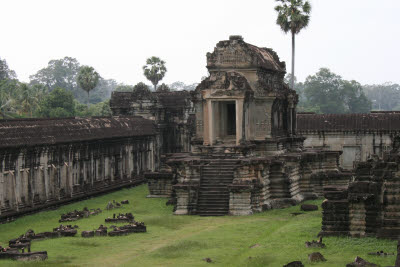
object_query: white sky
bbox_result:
[1,0,399,85]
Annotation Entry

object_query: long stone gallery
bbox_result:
[1,36,400,265]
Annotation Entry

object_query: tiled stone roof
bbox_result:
[297,112,400,132]
[0,116,156,148]
[206,35,286,72]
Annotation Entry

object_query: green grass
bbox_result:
[0,185,397,266]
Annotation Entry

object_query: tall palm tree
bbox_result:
[275,0,311,90]
[77,66,100,108]
[143,57,167,91]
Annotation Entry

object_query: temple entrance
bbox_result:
[226,102,236,136]
[212,101,236,144]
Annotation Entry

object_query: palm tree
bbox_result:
[19,83,34,117]
[142,57,167,91]
[275,0,311,90]
[77,66,100,108]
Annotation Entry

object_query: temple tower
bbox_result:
[191,35,302,155]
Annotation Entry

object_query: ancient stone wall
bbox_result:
[0,117,157,221]
[297,112,400,169]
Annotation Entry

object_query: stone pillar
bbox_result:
[203,100,210,145]
[236,99,244,145]
[208,99,214,145]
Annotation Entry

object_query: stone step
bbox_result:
[201,182,231,184]
[198,192,229,196]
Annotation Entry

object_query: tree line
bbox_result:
[1,56,399,119]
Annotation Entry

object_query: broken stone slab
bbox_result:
[367,250,394,256]
[121,200,129,204]
[283,261,304,267]
[95,229,107,236]
[81,231,95,238]
[202,258,212,263]
[346,256,379,267]
[308,252,326,262]
[0,251,48,261]
[305,237,326,248]
[268,198,298,209]
[105,213,134,223]
[301,204,318,211]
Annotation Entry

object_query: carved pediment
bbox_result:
[196,71,252,93]
[206,36,286,72]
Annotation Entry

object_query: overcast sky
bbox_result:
[1,0,399,86]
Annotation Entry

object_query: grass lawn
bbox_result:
[0,184,397,267]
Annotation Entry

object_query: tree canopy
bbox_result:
[77,65,100,107]
[143,57,167,91]
[37,87,75,118]
[302,68,371,114]
[0,58,17,80]
[29,57,116,104]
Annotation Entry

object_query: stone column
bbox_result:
[203,100,210,145]
[208,99,214,145]
[236,99,244,145]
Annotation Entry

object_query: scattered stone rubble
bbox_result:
[105,213,134,223]
[305,237,325,248]
[0,246,47,261]
[283,261,304,267]
[308,252,326,262]
[345,256,378,267]
[367,251,394,256]
[59,207,102,222]
[81,225,108,238]
[107,222,147,236]
[106,200,129,210]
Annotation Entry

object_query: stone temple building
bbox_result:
[2,35,398,226]
[146,36,346,216]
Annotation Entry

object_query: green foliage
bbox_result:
[275,0,311,35]
[115,84,134,92]
[29,57,116,104]
[0,79,19,118]
[132,82,154,100]
[37,87,75,118]
[364,83,400,111]
[77,65,100,106]
[30,56,80,91]
[74,100,112,117]
[157,83,170,92]
[143,56,167,90]
[0,185,396,266]
[303,68,371,114]
[0,58,17,80]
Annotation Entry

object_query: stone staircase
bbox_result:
[196,158,238,216]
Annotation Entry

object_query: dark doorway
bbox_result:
[227,103,236,136]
